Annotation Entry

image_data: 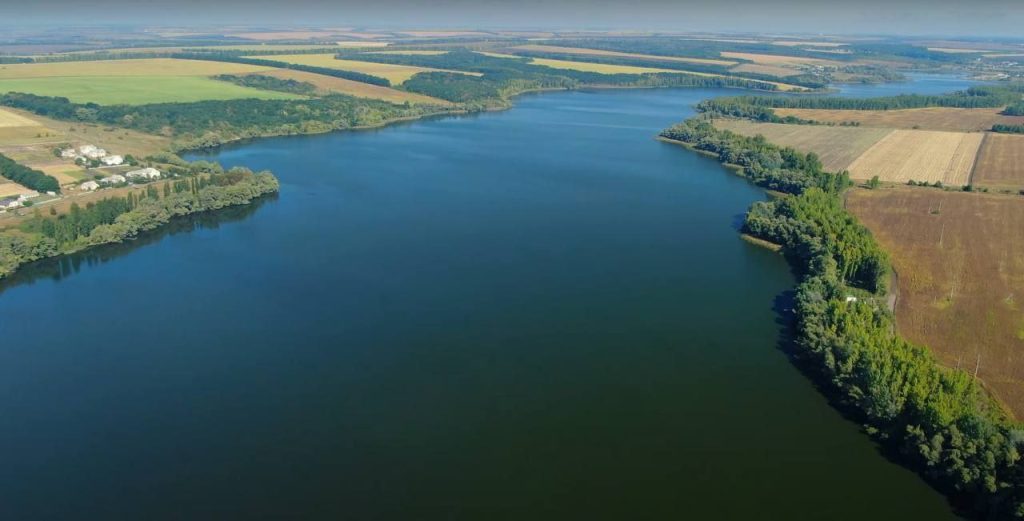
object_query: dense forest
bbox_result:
[0,166,278,278]
[708,85,1024,112]
[340,49,782,102]
[0,153,61,193]
[214,74,318,95]
[0,92,448,150]
[992,124,1024,134]
[660,118,1024,519]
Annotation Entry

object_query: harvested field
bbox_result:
[0,76,302,105]
[731,63,800,77]
[398,31,492,38]
[528,57,678,75]
[846,129,983,185]
[365,50,449,56]
[0,107,43,128]
[774,107,1024,132]
[233,31,352,41]
[719,51,836,66]
[711,120,892,172]
[511,44,737,66]
[772,40,848,47]
[0,108,170,159]
[848,187,1024,418]
[0,58,272,79]
[0,181,32,198]
[252,69,450,105]
[259,54,481,84]
[973,133,1024,188]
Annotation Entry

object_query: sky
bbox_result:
[6,0,1024,38]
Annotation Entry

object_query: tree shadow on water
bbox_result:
[0,194,276,295]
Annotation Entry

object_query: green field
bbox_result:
[0,76,303,105]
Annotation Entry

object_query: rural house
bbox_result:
[126,167,161,180]
[101,155,124,166]
[99,174,126,185]
[79,180,100,191]
[79,145,107,159]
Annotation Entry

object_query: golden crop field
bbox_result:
[973,133,1024,188]
[846,129,983,184]
[773,107,1024,132]
[0,58,271,79]
[848,187,1024,418]
[511,44,738,66]
[0,181,33,198]
[258,54,481,84]
[711,120,893,172]
[252,69,450,105]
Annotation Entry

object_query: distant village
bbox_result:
[0,143,163,213]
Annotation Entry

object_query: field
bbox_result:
[719,51,835,66]
[973,133,1024,188]
[257,54,481,84]
[774,107,1024,132]
[712,120,893,171]
[251,69,450,105]
[0,107,44,127]
[847,187,1024,418]
[0,180,32,198]
[528,57,678,74]
[846,129,983,185]
[0,58,272,79]
[510,44,738,66]
[0,108,171,163]
[365,50,449,56]
[0,76,302,105]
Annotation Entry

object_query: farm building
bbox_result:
[99,174,126,184]
[101,155,124,166]
[126,167,161,180]
[79,180,100,191]
[79,145,107,159]
[60,148,78,159]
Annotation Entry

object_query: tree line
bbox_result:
[171,53,392,87]
[1,166,279,278]
[661,117,1024,518]
[0,92,448,151]
[0,153,60,193]
[213,74,318,96]
[710,85,1024,111]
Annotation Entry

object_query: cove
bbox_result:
[0,87,964,519]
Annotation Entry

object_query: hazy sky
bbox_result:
[7,0,1024,38]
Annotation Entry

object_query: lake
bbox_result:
[0,82,972,519]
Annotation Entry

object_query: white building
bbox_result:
[99,174,126,185]
[126,167,161,180]
[79,144,107,159]
[101,155,124,166]
[60,148,78,159]
[79,180,100,191]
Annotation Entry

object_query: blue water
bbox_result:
[0,85,960,520]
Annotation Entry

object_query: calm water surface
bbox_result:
[0,86,963,519]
